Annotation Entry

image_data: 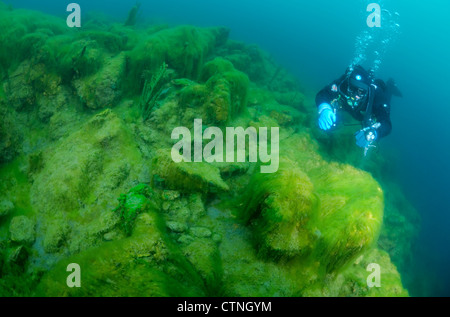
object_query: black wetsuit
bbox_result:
[315,75,392,138]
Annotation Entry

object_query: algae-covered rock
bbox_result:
[241,154,384,273]
[113,184,159,236]
[303,248,408,297]
[174,57,249,125]
[74,53,125,110]
[30,109,144,257]
[201,58,249,124]
[43,219,71,253]
[37,209,206,297]
[0,199,14,218]
[126,25,229,93]
[241,158,317,259]
[31,109,142,214]
[181,238,223,294]
[152,149,229,194]
[9,216,35,244]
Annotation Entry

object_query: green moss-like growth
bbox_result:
[74,53,125,110]
[241,142,383,274]
[0,6,65,72]
[0,100,22,163]
[113,184,159,236]
[151,149,229,194]
[303,248,408,297]
[202,58,250,124]
[125,25,229,94]
[241,158,317,259]
[174,57,250,126]
[9,215,35,245]
[37,212,206,296]
[140,62,169,120]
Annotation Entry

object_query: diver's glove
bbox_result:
[355,127,377,148]
[318,103,336,131]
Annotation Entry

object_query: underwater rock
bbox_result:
[43,219,71,253]
[47,104,83,141]
[31,109,142,214]
[182,238,223,294]
[178,234,195,245]
[36,86,71,123]
[9,216,35,244]
[7,245,29,267]
[201,58,249,124]
[241,158,316,259]
[74,53,125,110]
[166,221,188,233]
[172,57,249,126]
[162,190,181,201]
[0,199,14,218]
[151,149,229,194]
[30,109,144,257]
[190,227,212,238]
[188,194,206,221]
[0,102,22,164]
[126,25,229,93]
[4,61,61,112]
[303,248,408,297]
[37,210,206,297]
[113,184,159,236]
[377,183,420,276]
[241,154,384,273]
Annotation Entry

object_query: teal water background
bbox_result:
[5,0,450,296]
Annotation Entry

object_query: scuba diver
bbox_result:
[316,65,402,155]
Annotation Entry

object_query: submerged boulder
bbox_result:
[241,145,384,274]
[151,149,229,194]
[37,202,207,297]
[9,216,35,244]
[30,109,144,257]
[74,53,125,110]
[126,25,229,93]
[0,199,14,218]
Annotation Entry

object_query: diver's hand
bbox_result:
[355,128,377,148]
[318,103,336,131]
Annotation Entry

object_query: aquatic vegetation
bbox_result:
[125,25,229,94]
[113,184,159,236]
[74,53,126,110]
[0,4,418,297]
[9,216,35,244]
[139,62,168,120]
[124,2,141,27]
[151,149,229,194]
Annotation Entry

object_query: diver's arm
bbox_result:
[315,75,346,108]
[373,102,392,138]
